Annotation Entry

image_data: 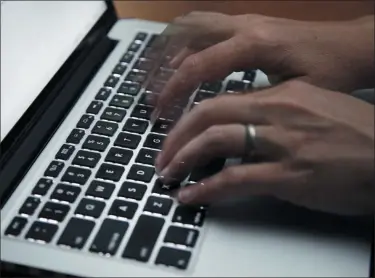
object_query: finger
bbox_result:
[169,47,194,68]
[173,11,236,41]
[160,122,290,182]
[155,94,267,172]
[156,36,248,112]
[160,124,248,182]
[177,162,288,204]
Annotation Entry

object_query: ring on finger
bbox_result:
[244,124,257,157]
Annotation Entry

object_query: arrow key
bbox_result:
[108,199,138,220]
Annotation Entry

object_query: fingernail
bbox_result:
[178,188,195,203]
[159,166,170,180]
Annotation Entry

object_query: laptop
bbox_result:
[1,1,373,277]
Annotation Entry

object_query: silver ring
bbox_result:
[244,124,257,156]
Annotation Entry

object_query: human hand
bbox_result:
[153,12,374,114]
[155,81,375,215]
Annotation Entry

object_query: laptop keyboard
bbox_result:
[3,32,256,272]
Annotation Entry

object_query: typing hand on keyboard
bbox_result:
[151,12,374,117]
[155,80,374,216]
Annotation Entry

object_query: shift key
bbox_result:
[90,219,129,256]
[122,215,164,262]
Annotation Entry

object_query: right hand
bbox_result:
[153,12,374,113]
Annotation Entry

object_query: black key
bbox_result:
[123,118,148,134]
[90,219,129,255]
[32,178,53,196]
[164,226,199,247]
[151,119,173,134]
[105,147,133,165]
[152,179,180,195]
[57,218,95,249]
[61,166,91,185]
[72,150,101,168]
[131,105,152,120]
[194,91,215,103]
[133,59,154,72]
[146,34,159,47]
[118,181,147,201]
[226,80,247,92]
[86,180,115,200]
[120,52,134,64]
[75,198,105,218]
[243,70,256,82]
[82,135,110,152]
[144,196,172,216]
[128,42,141,52]
[96,163,125,182]
[114,132,141,149]
[44,160,64,178]
[67,128,85,144]
[25,221,58,243]
[104,75,120,88]
[113,63,127,75]
[117,82,141,96]
[155,247,191,270]
[96,88,111,101]
[138,93,154,106]
[200,81,222,93]
[19,197,40,216]
[77,114,95,129]
[127,164,154,183]
[136,148,159,166]
[109,94,133,109]
[55,144,75,161]
[172,206,206,227]
[101,107,126,122]
[5,217,28,237]
[189,159,226,182]
[50,184,81,203]
[135,32,147,41]
[39,202,70,222]
[86,101,103,115]
[122,215,164,262]
[92,120,118,137]
[108,199,138,219]
[124,71,147,84]
[144,133,165,150]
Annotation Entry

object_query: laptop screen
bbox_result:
[0,1,107,141]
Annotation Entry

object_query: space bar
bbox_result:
[122,215,165,262]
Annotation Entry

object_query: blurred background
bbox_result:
[113,0,373,22]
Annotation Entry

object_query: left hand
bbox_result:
[155,81,375,215]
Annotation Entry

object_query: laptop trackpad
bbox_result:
[195,196,372,276]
